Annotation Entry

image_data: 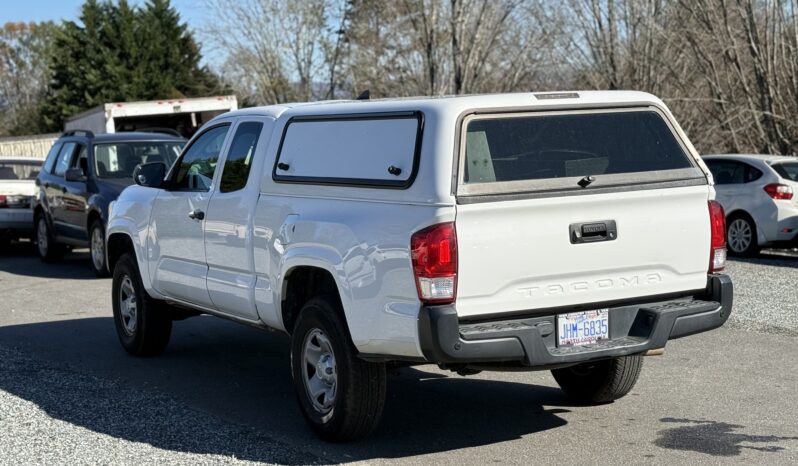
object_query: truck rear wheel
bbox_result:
[290,297,386,441]
[35,214,64,262]
[112,253,171,356]
[551,354,643,404]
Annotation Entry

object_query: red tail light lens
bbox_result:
[708,200,726,273]
[0,195,6,208]
[763,183,793,200]
[411,222,457,304]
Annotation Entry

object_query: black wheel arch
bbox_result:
[107,233,136,274]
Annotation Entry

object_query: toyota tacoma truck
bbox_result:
[105,91,733,441]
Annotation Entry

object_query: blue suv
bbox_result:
[33,130,185,276]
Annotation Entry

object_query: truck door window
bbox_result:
[219,122,263,193]
[172,125,230,192]
[53,142,77,176]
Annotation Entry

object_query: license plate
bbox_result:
[557,309,609,347]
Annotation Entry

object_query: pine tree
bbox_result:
[42,0,225,131]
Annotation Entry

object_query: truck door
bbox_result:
[204,118,272,321]
[149,124,232,308]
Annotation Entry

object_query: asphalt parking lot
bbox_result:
[1,246,797,465]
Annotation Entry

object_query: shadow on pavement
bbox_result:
[655,418,798,456]
[0,316,571,464]
[0,247,95,279]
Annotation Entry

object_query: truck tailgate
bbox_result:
[455,185,712,318]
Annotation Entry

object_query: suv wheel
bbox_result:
[112,253,172,356]
[89,219,110,277]
[290,297,387,441]
[551,354,643,404]
[726,214,758,256]
[35,214,64,262]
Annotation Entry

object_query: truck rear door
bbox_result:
[454,107,712,319]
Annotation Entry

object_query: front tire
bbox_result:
[112,253,171,356]
[35,214,64,262]
[551,355,643,404]
[89,219,110,277]
[726,214,759,257]
[290,297,387,441]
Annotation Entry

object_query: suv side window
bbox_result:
[172,125,230,191]
[219,122,263,193]
[73,145,89,177]
[53,142,77,176]
[43,142,63,174]
[707,160,761,185]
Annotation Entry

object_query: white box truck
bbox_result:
[64,95,238,137]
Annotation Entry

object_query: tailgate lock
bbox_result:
[570,220,617,244]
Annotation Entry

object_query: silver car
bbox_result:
[703,154,798,255]
[0,157,43,248]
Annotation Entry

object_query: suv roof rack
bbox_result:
[61,129,95,138]
[137,128,183,137]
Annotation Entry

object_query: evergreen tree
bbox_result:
[42,0,224,131]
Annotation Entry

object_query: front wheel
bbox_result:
[290,297,387,441]
[551,355,643,404]
[89,219,110,277]
[112,253,172,356]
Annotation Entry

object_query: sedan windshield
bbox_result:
[0,160,42,180]
[772,161,798,182]
[94,141,183,179]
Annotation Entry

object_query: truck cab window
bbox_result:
[172,125,230,191]
[219,122,263,193]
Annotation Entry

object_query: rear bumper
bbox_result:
[0,209,33,237]
[418,274,733,368]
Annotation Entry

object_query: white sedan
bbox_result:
[0,157,42,248]
[703,154,798,256]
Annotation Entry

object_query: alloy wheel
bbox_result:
[727,218,753,253]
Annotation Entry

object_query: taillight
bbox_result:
[0,195,6,208]
[708,200,726,273]
[763,183,793,200]
[411,222,457,304]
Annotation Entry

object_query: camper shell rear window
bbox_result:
[273,111,423,188]
[458,107,704,197]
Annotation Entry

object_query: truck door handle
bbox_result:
[188,209,205,220]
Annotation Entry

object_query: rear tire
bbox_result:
[112,253,172,356]
[726,214,759,257]
[551,355,643,404]
[35,214,64,262]
[89,219,110,277]
[290,296,387,441]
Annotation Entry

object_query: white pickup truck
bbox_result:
[106,91,733,441]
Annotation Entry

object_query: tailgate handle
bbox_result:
[570,220,617,244]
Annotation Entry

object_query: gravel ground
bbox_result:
[0,248,796,465]
[724,251,798,336]
[0,346,318,466]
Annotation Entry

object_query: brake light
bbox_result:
[0,195,6,208]
[411,222,457,304]
[763,183,793,200]
[708,200,726,273]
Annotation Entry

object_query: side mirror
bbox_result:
[133,162,167,188]
[65,167,86,182]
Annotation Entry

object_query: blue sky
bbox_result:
[0,1,205,32]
